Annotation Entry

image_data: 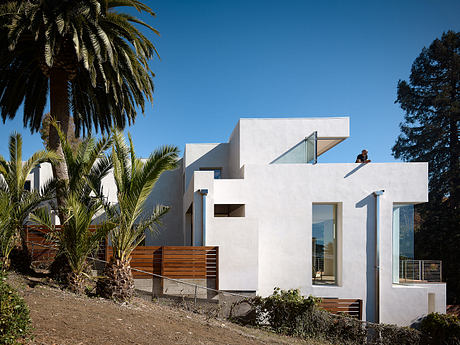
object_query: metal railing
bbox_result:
[399,259,442,283]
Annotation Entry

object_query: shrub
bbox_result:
[420,312,460,345]
[0,271,32,344]
[253,288,317,333]
[234,287,428,345]
[367,323,422,345]
[242,288,366,344]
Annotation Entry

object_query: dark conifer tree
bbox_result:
[393,31,460,303]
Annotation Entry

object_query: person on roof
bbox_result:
[356,149,371,163]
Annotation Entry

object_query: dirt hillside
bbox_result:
[7,273,328,345]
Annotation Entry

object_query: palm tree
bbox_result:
[97,130,178,301]
[32,195,114,293]
[0,0,158,222]
[31,121,114,292]
[0,133,58,270]
[0,192,14,270]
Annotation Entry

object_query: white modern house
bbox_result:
[27,117,446,326]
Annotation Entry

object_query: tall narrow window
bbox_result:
[312,204,337,285]
[392,204,414,283]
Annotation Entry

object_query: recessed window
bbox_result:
[392,204,414,283]
[24,180,31,192]
[214,204,245,217]
[200,168,222,179]
[312,204,337,285]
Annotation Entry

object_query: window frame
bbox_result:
[312,203,340,286]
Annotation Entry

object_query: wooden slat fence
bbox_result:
[319,298,363,320]
[24,225,58,264]
[105,246,162,279]
[105,246,219,289]
[24,225,106,264]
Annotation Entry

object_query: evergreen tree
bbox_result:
[393,31,460,303]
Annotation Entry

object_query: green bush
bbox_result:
[0,271,32,344]
[367,323,422,345]
[235,287,428,345]
[243,288,366,344]
[420,312,460,345]
[252,288,318,334]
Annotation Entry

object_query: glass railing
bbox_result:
[399,260,442,283]
[272,131,317,164]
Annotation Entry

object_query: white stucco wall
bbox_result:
[237,117,349,167]
[182,117,445,326]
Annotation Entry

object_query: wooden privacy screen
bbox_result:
[105,246,162,279]
[106,246,219,288]
[24,225,58,264]
[319,298,363,320]
[24,225,106,264]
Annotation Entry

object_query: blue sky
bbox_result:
[1,0,459,163]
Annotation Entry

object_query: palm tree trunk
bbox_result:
[48,68,70,224]
[96,257,135,301]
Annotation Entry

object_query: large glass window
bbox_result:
[312,204,337,285]
[392,204,415,283]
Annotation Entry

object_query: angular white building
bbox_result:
[28,117,446,326]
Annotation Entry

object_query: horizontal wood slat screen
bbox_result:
[24,225,106,264]
[106,246,219,289]
[319,298,363,320]
[25,226,219,289]
[106,246,162,279]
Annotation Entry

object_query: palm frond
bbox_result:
[1,0,159,135]
[0,132,59,264]
[109,130,178,260]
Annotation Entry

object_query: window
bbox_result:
[24,180,31,192]
[392,204,415,283]
[199,168,222,179]
[312,204,337,285]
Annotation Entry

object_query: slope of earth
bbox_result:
[7,272,330,345]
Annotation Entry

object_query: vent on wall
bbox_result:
[214,204,245,217]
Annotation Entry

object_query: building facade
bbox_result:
[28,117,446,326]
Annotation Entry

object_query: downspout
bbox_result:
[199,189,208,246]
[373,190,384,323]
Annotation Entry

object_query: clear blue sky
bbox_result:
[1,0,459,163]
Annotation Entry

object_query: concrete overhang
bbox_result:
[317,137,347,156]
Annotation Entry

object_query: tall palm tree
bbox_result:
[32,194,114,293]
[0,133,58,270]
[32,121,114,292]
[0,192,14,270]
[97,130,178,301]
[0,0,158,222]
